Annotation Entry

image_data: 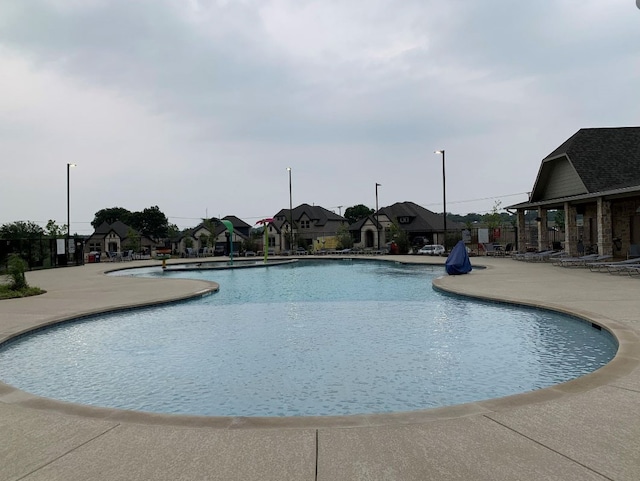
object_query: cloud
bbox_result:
[0,0,638,232]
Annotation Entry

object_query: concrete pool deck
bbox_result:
[1,256,639,480]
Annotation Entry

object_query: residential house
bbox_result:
[356,201,460,249]
[508,127,640,256]
[173,216,250,256]
[85,221,157,255]
[273,203,347,251]
[349,215,385,249]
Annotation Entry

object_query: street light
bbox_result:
[67,163,76,264]
[375,182,381,249]
[434,150,447,247]
[287,167,293,249]
[67,163,76,238]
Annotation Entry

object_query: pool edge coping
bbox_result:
[1,256,638,430]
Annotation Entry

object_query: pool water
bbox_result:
[0,260,617,417]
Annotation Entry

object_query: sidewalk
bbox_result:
[1,257,639,480]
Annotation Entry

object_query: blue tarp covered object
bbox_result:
[445,240,472,275]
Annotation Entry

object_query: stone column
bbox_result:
[517,210,527,252]
[564,202,577,256]
[597,197,613,256]
[537,208,549,252]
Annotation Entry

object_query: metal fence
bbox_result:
[0,236,84,272]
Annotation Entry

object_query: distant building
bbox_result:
[85,221,157,255]
[350,201,462,250]
[273,203,347,251]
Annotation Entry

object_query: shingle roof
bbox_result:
[222,215,251,229]
[92,221,137,239]
[274,203,345,226]
[543,127,640,192]
[348,216,379,232]
[380,201,454,232]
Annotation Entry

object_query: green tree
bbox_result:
[202,218,221,248]
[0,222,46,268]
[124,228,141,252]
[344,204,374,225]
[138,206,169,240]
[553,210,565,230]
[242,229,260,253]
[0,221,45,239]
[167,223,180,239]
[483,201,503,241]
[336,223,354,249]
[389,221,410,254]
[45,220,66,237]
[91,207,132,229]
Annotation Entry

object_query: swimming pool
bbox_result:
[0,259,617,417]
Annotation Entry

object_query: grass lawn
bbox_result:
[0,283,46,299]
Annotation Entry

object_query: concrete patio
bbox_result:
[1,256,639,480]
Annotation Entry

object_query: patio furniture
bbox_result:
[588,258,640,273]
[554,253,605,267]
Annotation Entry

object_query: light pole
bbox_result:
[67,163,76,264]
[287,167,293,250]
[434,150,447,248]
[67,163,76,236]
[375,182,381,249]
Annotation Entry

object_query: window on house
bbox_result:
[301,220,310,228]
[89,242,101,252]
[398,216,410,224]
[268,236,276,247]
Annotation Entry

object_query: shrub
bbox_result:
[7,254,28,290]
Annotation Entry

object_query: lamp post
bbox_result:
[375,182,381,249]
[287,167,293,250]
[66,163,76,264]
[434,150,447,248]
[67,162,76,235]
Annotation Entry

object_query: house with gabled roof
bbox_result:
[348,201,462,250]
[261,218,287,253]
[172,216,249,256]
[85,221,157,255]
[348,215,385,249]
[273,203,346,250]
[508,127,640,255]
[377,201,462,248]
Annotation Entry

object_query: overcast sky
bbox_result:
[1,0,638,234]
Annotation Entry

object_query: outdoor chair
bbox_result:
[106,251,122,262]
[621,265,640,276]
[554,253,604,267]
[121,250,133,261]
[513,250,556,262]
[482,243,503,256]
[588,258,640,273]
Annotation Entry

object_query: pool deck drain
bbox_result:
[1,256,639,480]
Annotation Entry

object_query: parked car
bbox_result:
[417,244,445,256]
